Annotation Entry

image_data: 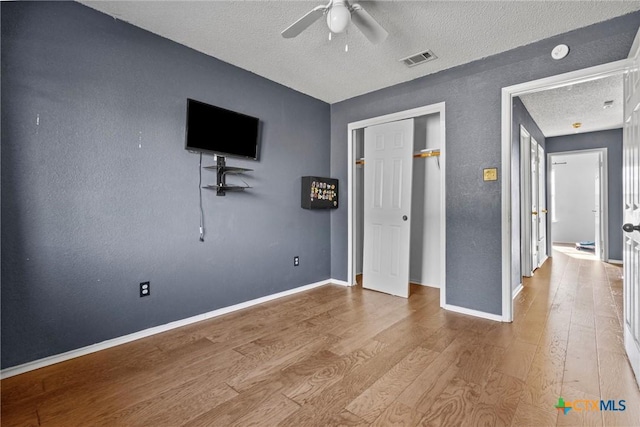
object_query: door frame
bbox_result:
[520,126,533,277]
[547,148,609,261]
[537,142,548,267]
[530,136,540,272]
[347,102,446,307]
[521,129,548,277]
[501,59,630,322]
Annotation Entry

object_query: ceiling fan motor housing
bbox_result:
[327,0,351,33]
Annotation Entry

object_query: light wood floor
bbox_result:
[2,249,640,426]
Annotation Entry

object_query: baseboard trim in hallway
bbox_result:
[442,303,504,322]
[512,283,524,299]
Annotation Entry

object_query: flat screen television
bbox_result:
[185,98,260,160]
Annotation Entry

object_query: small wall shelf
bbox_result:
[203,156,252,196]
[203,165,253,174]
[203,184,250,193]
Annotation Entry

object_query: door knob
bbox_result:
[622,223,640,233]
[402,215,408,221]
[541,209,548,214]
[532,211,538,216]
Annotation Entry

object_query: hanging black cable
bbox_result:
[199,152,205,242]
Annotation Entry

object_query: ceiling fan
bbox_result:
[281,0,388,45]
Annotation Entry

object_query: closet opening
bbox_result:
[347,103,446,305]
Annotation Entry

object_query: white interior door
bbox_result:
[520,126,533,277]
[537,144,547,266]
[530,138,539,270]
[594,169,602,260]
[623,29,640,388]
[363,119,414,298]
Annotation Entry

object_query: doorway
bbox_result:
[501,59,630,322]
[520,126,549,278]
[347,103,446,306]
[548,149,608,261]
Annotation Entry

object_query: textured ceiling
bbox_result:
[520,75,623,137]
[79,1,640,103]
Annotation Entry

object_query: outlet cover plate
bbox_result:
[140,281,150,297]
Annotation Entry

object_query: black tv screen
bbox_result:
[185,98,260,160]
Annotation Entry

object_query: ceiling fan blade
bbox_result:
[281,5,327,39]
[350,3,388,44]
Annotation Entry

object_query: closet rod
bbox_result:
[414,150,441,158]
[355,150,440,165]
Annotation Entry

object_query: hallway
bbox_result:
[509,249,640,425]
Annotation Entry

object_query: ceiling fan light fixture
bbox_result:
[281,0,386,45]
[327,2,351,34]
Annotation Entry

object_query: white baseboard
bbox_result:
[410,281,440,289]
[443,304,504,322]
[608,259,623,265]
[0,279,333,379]
[512,283,524,299]
[330,278,352,287]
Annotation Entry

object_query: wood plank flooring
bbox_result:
[2,248,639,426]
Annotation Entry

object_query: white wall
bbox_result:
[410,114,441,286]
[550,152,599,244]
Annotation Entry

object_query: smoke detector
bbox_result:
[551,44,569,60]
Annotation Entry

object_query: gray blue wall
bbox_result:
[546,129,624,260]
[1,2,330,368]
[330,12,640,315]
[511,97,546,292]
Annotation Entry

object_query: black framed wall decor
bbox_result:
[301,176,338,209]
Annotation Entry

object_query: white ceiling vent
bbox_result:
[400,50,437,67]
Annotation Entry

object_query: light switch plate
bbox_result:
[483,168,498,181]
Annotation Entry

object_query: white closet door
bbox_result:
[362,119,414,298]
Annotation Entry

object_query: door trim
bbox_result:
[547,148,609,262]
[520,126,533,277]
[347,102,446,307]
[537,142,548,267]
[501,59,630,322]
